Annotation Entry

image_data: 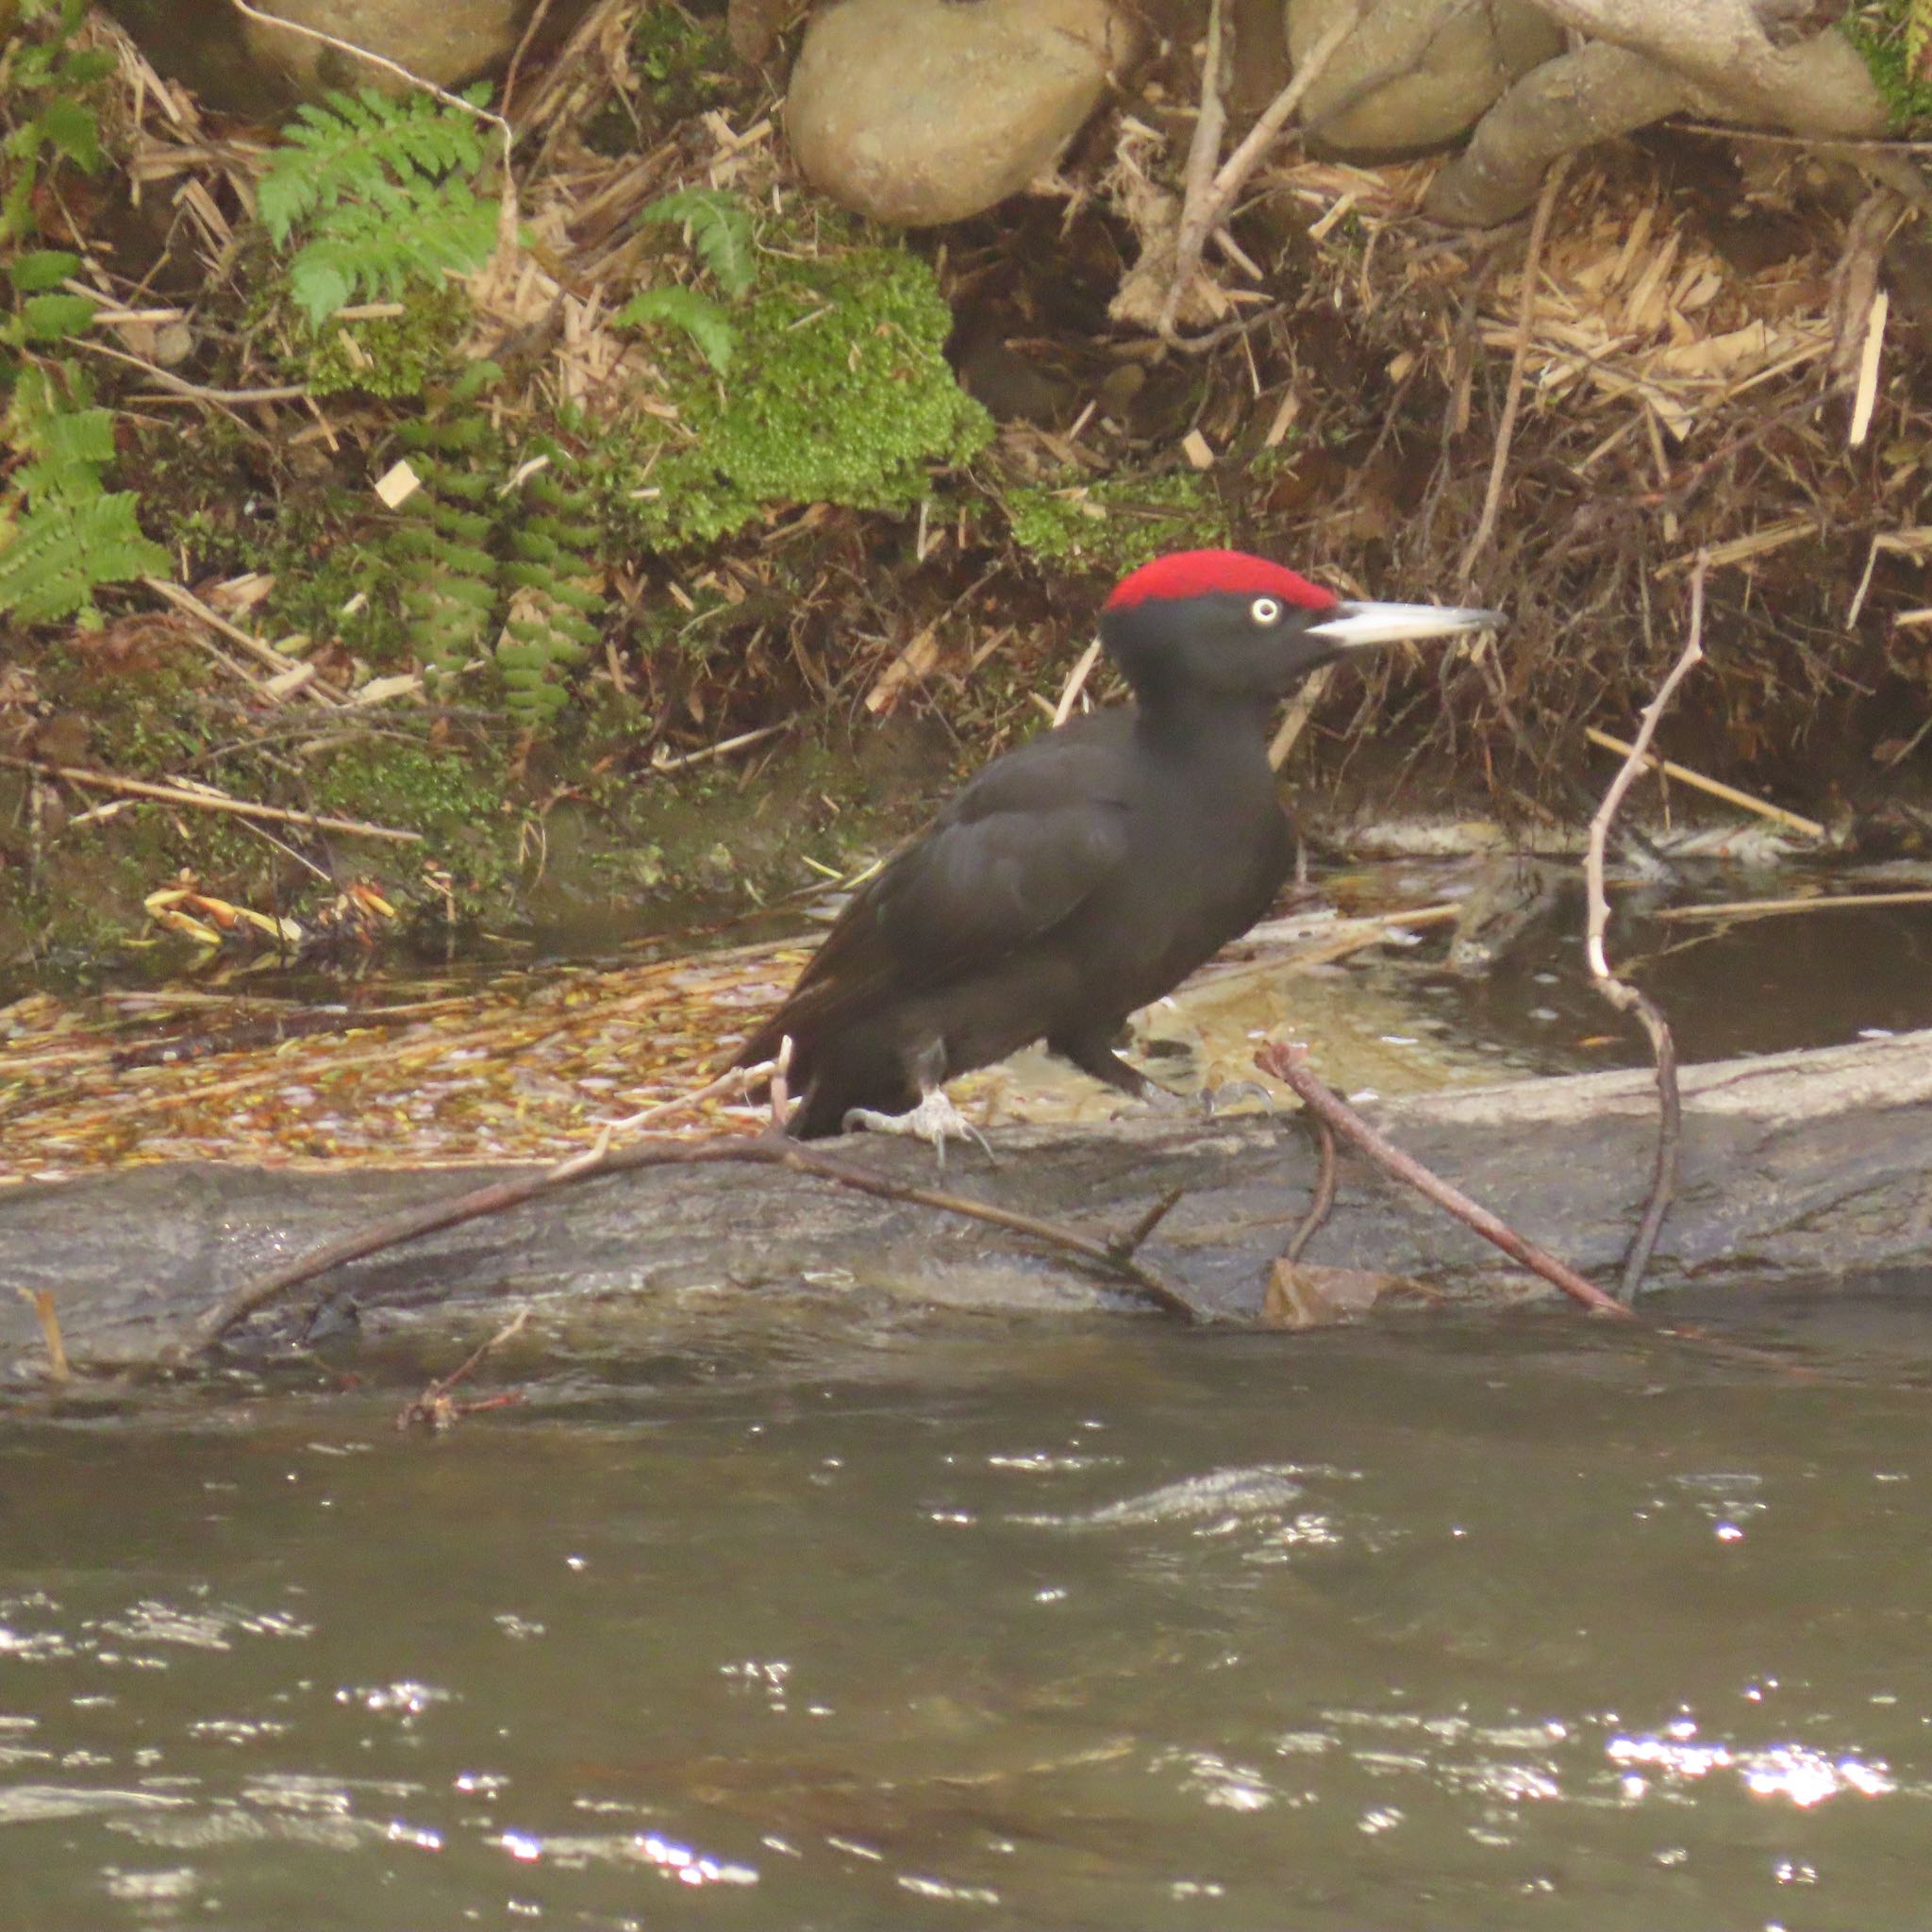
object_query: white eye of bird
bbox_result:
[1251,596,1282,625]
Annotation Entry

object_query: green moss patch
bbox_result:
[1005,470,1231,575]
[617,246,993,547]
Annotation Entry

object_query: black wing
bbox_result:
[739,713,1135,1063]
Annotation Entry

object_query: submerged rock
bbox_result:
[786,0,1140,226]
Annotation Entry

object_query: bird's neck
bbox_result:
[1130,689,1276,771]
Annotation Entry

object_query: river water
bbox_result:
[6,1290,1932,1931]
[6,877,1932,1928]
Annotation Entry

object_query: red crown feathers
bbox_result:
[1104,549,1337,614]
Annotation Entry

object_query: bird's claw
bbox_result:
[1201,1079,1277,1118]
[841,1090,993,1167]
[1134,1079,1190,1115]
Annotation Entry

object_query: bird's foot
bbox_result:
[1201,1080,1276,1119]
[1134,1080,1190,1116]
[841,1089,992,1166]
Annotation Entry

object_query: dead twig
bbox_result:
[1050,637,1105,728]
[1109,1184,1187,1261]
[142,576,338,697]
[1458,158,1568,592]
[767,1034,795,1133]
[394,1306,530,1432]
[72,337,308,406]
[0,756,424,843]
[183,1127,1217,1356]
[1584,557,1707,1302]
[501,0,559,118]
[1159,0,1364,341]
[1282,1112,1336,1266]
[18,1289,70,1383]
[606,1055,776,1133]
[226,0,510,137]
[1266,663,1333,771]
[1256,1041,1631,1319]
[1158,0,1229,339]
[648,723,790,774]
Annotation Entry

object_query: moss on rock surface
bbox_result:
[1840,2,1932,123]
[1005,471,1231,575]
[620,246,993,546]
[295,282,474,399]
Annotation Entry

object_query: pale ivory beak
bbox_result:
[1307,601,1505,648]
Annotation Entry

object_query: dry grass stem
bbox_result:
[1051,637,1105,726]
[1582,728,1826,841]
[1654,890,1932,925]
[1458,158,1567,592]
[0,756,425,842]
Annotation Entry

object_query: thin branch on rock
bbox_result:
[183,1125,1217,1357]
[1282,1112,1337,1266]
[19,1288,70,1384]
[227,0,514,141]
[1110,1184,1187,1261]
[1255,1041,1632,1318]
[605,1055,777,1133]
[1584,555,1707,1302]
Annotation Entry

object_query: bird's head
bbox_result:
[1098,549,1502,710]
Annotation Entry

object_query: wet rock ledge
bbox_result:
[3,1027,1930,1378]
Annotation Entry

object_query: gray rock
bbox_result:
[243,0,528,93]
[786,0,1140,227]
[1287,0,1562,155]
[8,1028,1932,1377]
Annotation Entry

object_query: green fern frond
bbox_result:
[261,88,500,325]
[394,504,502,693]
[382,384,508,691]
[287,178,498,325]
[12,399,116,496]
[495,454,602,725]
[0,491,170,623]
[616,285,736,373]
[258,88,488,243]
[640,188,756,299]
[1910,0,1932,69]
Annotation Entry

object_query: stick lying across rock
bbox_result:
[4,1026,1928,1379]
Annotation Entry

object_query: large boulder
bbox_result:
[1287,0,1563,155]
[100,0,586,110]
[786,0,1140,227]
[242,0,527,92]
